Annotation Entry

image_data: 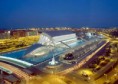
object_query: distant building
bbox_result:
[0,30,10,39]
[26,30,38,36]
[85,32,96,38]
[85,32,92,38]
[10,30,26,38]
[10,29,39,38]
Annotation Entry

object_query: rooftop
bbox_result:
[44,30,74,37]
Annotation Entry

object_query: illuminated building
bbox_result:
[24,30,78,58]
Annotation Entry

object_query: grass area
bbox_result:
[0,35,40,54]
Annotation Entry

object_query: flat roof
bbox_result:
[45,30,74,37]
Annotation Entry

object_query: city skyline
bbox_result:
[0,0,118,29]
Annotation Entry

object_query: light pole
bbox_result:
[104,74,108,80]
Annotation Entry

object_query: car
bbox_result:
[70,61,77,64]
[64,53,74,60]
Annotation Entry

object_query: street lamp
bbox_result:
[104,74,108,80]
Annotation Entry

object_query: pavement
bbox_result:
[0,62,41,84]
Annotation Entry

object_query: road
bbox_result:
[0,62,32,82]
[58,41,109,75]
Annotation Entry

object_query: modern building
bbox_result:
[85,32,97,38]
[0,30,10,39]
[85,32,92,38]
[38,30,77,46]
[10,30,27,38]
[24,30,78,59]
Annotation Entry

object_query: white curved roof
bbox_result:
[38,30,77,46]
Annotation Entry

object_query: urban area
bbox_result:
[0,27,118,84]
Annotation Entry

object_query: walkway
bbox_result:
[0,62,35,83]
[0,56,33,68]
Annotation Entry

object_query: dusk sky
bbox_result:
[0,0,118,29]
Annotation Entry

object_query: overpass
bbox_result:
[0,56,33,68]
